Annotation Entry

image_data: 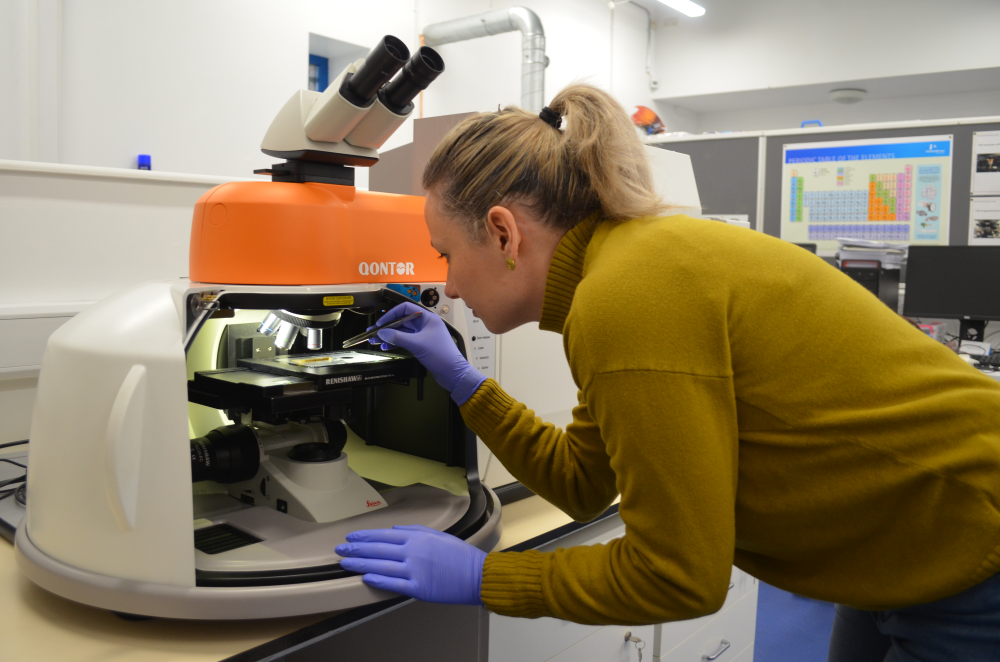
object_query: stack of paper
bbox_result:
[836,238,907,269]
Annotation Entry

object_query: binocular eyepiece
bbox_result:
[297,34,447,152]
[339,36,445,114]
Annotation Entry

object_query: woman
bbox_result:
[335,84,1000,660]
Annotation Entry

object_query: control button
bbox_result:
[420,288,440,308]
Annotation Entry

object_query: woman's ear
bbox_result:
[486,205,522,260]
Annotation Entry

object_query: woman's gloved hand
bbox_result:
[336,525,486,606]
[369,302,485,405]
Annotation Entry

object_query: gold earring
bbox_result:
[506,257,516,271]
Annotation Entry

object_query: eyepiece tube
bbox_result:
[346,35,409,105]
[382,46,445,113]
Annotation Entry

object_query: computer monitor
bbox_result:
[903,246,1000,342]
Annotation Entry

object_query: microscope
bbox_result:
[16,35,502,620]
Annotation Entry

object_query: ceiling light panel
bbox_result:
[657,0,706,18]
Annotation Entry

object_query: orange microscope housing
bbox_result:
[190,180,443,287]
[16,35,501,620]
[190,33,448,289]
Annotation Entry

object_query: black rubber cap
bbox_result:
[346,35,409,103]
[288,442,339,463]
[405,46,445,89]
[381,46,445,113]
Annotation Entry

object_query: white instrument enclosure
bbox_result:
[23,280,196,587]
[16,280,502,619]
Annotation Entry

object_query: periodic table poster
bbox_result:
[780,135,953,251]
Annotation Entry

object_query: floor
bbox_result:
[755,583,836,662]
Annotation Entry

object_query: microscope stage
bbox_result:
[188,350,421,415]
[238,348,419,386]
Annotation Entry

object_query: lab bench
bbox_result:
[0,487,757,662]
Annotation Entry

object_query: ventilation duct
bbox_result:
[422,7,547,112]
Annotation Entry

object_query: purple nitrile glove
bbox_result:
[369,302,485,405]
[336,525,486,606]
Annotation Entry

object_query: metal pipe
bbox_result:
[610,0,656,91]
[636,3,656,91]
[422,7,547,112]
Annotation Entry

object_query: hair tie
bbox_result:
[539,106,562,129]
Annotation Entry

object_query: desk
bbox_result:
[0,488,579,661]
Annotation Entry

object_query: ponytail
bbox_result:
[422,83,670,241]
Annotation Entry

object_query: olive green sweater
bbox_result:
[460,215,1000,625]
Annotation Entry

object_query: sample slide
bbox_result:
[780,136,952,252]
[969,196,1000,246]
[971,131,1000,195]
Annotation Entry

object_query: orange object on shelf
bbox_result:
[189,182,446,285]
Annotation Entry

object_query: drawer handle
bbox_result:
[703,639,731,661]
[729,581,735,590]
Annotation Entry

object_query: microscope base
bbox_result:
[15,487,501,620]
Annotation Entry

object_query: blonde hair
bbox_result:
[422,83,669,242]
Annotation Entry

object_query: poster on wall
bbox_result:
[971,131,1000,195]
[780,136,952,253]
[969,196,1000,246]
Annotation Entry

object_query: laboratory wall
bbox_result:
[0,0,418,187]
[692,89,1000,134]
[650,0,1000,132]
[654,0,1000,99]
[0,1,20,160]
[0,0,658,188]
[6,0,1000,172]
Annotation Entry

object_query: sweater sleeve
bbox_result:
[478,369,740,625]
[460,379,619,522]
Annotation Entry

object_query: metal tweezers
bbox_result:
[342,311,423,348]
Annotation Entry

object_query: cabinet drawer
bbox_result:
[658,588,757,662]
[488,521,757,662]
[489,514,627,662]
[724,642,755,662]
[489,615,600,662]
[653,568,752,658]
[729,568,757,603]
[546,623,655,662]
